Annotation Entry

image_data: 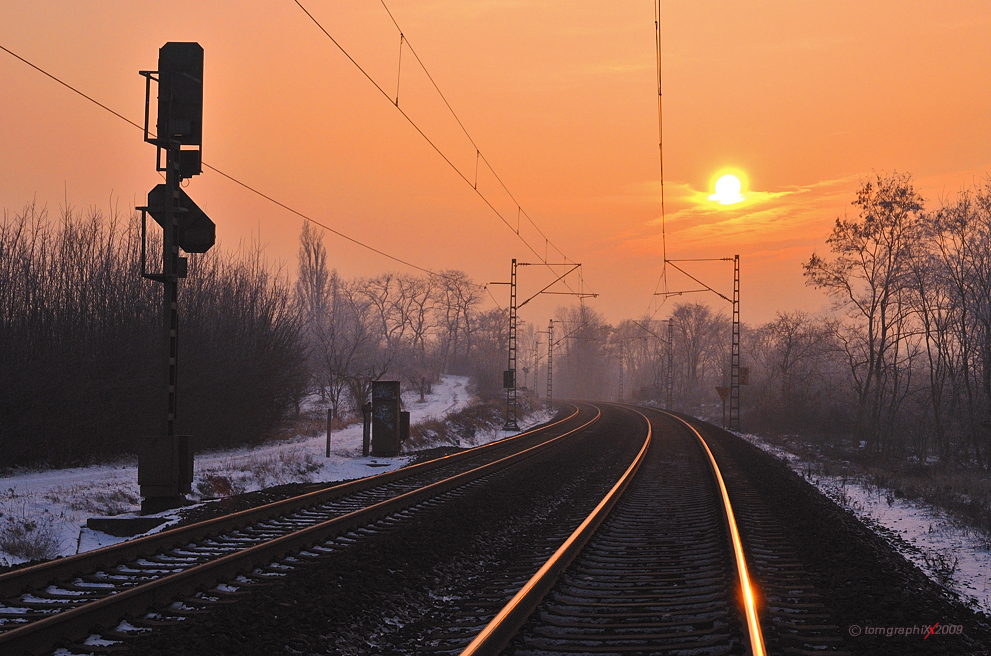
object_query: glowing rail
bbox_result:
[662,411,766,656]
[459,406,652,656]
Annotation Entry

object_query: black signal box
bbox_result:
[503,370,515,389]
[157,42,203,147]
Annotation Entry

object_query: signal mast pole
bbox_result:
[137,43,214,513]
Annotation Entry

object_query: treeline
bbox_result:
[309,170,991,470]
[294,221,510,417]
[0,203,306,469]
[579,172,991,469]
[9,171,987,472]
[803,172,991,465]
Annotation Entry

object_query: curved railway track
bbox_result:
[0,404,601,655]
[7,402,927,655]
[457,406,849,656]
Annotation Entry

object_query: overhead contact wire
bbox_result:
[296,0,592,295]
[644,0,668,320]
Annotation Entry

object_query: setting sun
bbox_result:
[709,174,744,205]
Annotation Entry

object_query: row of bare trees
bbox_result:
[295,221,510,416]
[8,171,987,470]
[804,172,991,466]
[538,173,991,469]
[0,203,307,469]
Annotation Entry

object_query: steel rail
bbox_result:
[658,409,767,656]
[458,406,652,656]
[0,406,598,655]
[0,404,581,602]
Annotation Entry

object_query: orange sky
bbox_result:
[2,1,990,325]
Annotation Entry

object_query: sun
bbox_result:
[709,174,744,205]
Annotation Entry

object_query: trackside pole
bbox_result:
[729,254,740,430]
[362,401,372,457]
[546,319,554,407]
[327,408,334,458]
[504,259,520,431]
[666,318,674,410]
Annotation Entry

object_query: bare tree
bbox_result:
[804,171,923,453]
[435,270,483,374]
[295,220,331,402]
[670,301,729,410]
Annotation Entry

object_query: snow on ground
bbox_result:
[740,432,991,616]
[0,375,552,564]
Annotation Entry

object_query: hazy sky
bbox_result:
[2,1,990,325]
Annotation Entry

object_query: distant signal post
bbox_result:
[137,43,215,513]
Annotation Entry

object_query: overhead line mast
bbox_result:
[659,257,742,430]
[492,261,591,431]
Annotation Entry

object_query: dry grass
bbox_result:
[193,446,322,498]
[404,401,504,451]
[44,483,139,516]
[922,547,960,586]
[407,418,456,449]
[0,499,64,561]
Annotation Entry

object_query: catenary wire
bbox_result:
[643,0,668,320]
[292,0,593,296]
[376,0,566,258]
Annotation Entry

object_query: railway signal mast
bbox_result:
[137,43,215,512]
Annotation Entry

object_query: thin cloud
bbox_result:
[620,174,861,258]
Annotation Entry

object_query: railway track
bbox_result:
[12,401,972,655]
[0,404,600,655]
[457,406,849,656]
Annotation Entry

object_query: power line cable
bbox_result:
[292,0,593,296]
[376,0,568,257]
[643,0,668,320]
[0,42,459,281]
